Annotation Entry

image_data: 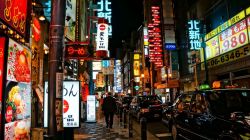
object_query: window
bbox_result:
[190,93,208,114]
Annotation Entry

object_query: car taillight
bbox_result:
[140,108,149,113]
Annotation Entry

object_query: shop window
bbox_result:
[175,94,192,113]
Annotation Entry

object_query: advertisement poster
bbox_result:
[6,39,31,83]
[219,19,249,54]
[65,0,76,41]
[0,0,29,36]
[86,95,96,122]
[4,39,31,140]
[247,17,250,41]
[63,81,80,127]
[203,36,220,61]
[4,118,31,140]
[0,37,6,134]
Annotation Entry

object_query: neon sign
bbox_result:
[0,0,28,36]
[97,0,112,36]
[65,44,88,59]
[188,20,201,50]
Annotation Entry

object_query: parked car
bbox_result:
[166,88,250,140]
[117,96,133,112]
[130,95,162,121]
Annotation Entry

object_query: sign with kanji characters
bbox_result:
[188,20,201,50]
[65,44,88,59]
[63,81,80,127]
[65,0,76,41]
[97,0,112,36]
[96,23,108,51]
[0,0,29,36]
[0,38,6,129]
[219,19,248,54]
[44,81,80,128]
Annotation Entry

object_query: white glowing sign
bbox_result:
[114,60,122,93]
[143,27,149,56]
[188,20,201,50]
[97,0,112,36]
[96,23,109,51]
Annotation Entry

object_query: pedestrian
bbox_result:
[102,92,117,128]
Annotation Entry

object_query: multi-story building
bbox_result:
[174,0,250,91]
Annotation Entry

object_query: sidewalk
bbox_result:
[74,110,159,140]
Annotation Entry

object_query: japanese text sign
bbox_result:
[0,0,28,36]
[96,23,108,51]
[188,20,201,50]
[65,45,88,59]
[97,0,112,36]
[63,81,80,127]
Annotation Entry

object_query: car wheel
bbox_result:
[172,124,178,140]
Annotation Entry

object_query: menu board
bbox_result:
[4,38,31,140]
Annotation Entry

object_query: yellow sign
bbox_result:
[219,20,248,54]
[133,60,140,76]
[201,36,220,62]
[228,10,245,26]
[205,28,217,41]
[134,54,140,60]
[201,44,250,69]
[216,21,229,33]
[246,6,250,16]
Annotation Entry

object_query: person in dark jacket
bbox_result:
[102,92,117,128]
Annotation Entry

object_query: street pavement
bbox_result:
[74,109,172,140]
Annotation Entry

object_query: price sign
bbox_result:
[219,19,249,54]
[203,36,220,61]
[247,17,250,41]
[202,44,250,69]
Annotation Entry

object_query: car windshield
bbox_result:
[206,90,250,116]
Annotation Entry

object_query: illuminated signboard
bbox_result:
[0,0,29,36]
[201,7,250,66]
[41,0,51,21]
[96,23,109,51]
[63,81,80,127]
[96,72,104,87]
[4,39,32,140]
[164,43,176,50]
[188,20,201,50]
[143,27,149,56]
[44,81,80,128]
[0,37,6,133]
[87,95,96,122]
[92,61,102,71]
[114,60,122,93]
[65,44,88,59]
[148,4,163,68]
[65,0,76,41]
[97,0,112,36]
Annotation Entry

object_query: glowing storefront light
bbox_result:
[96,23,109,51]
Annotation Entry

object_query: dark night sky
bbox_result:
[110,0,144,57]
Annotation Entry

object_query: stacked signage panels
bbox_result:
[201,8,250,69]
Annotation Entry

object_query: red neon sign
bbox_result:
[0,0,29,36]
[65,44,89,59]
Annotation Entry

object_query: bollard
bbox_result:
[128,110,133,137]
[123,109,127,128]
[120,108,123,124]
[140,117,147,140]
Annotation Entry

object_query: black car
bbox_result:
[117,96,133,111]
[166,88,250,140]
[130,95,162,121]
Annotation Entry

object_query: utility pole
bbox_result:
[44,0,66,139]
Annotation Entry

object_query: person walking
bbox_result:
[102,92,117,128]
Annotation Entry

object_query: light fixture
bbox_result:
[39,15,46,21]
